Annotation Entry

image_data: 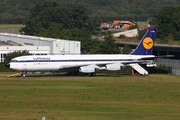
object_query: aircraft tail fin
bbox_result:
[130,27,156,55]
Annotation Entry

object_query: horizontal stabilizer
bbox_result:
[141,55,174,60]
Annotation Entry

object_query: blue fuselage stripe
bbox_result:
[11,59,141,63]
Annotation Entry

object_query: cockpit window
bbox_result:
[10,59,18,62]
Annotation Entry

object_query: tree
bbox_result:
[86,17,101,34]
[1,0,180,24]
[20,1,60,36]
[153,5,180,40]
[121,45,132,54]
[68,3,88,29]
[103,32,120,54]
[20,2,91,36]
[138,29,147,40]
[20,1,101,51]
[5,50,29,63]
[90,31,120,54]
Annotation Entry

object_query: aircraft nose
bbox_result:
[5,62,10,68]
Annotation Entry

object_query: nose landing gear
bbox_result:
[21,72,27,77]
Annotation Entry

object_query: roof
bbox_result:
[0,33,79,42]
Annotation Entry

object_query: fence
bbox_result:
[156,58,180,76]
[156,58,180,68]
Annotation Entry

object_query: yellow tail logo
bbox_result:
[143,37,153,50]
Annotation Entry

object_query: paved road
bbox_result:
[0,29,19,33]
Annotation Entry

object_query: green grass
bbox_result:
[0,73,180,120]
[0,24,24,30]
[137,21,149,27]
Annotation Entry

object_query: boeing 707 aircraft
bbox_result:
[5,27,156,77]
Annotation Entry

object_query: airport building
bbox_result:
[0,33,81,62]
[0,46,50,62]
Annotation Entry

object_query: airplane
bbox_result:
[5,27,157,77]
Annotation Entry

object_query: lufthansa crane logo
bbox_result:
[143,37,153,50]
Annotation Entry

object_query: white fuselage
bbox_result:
[9,54,154,72]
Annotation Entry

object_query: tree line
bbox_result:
[20,1,127,54]
[18,1,180,54]
[0,0,180,24]
[3,1,180,63]
[1,0,180,42]
[152,5,180,41]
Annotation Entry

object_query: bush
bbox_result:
[0,62,15,72]
[145,65,169,74]
[119,34,126,38]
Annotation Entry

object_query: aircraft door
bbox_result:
[22,57,27,71]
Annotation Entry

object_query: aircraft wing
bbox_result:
[120,60,143,65]
[57,60,144,72]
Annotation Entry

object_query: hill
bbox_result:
[0,0,180,23]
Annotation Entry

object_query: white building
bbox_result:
[0,46,50,62]
[0,33,81,62]
[0,33,80,55]
[113,29,138,37]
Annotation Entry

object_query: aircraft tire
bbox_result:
[21,72,26,77]
[88,72,96,76]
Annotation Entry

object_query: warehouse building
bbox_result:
[0,46,50,62]
[0,33,81,62]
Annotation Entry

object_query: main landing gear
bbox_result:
[87,72,96,76]
[66,72,97,76]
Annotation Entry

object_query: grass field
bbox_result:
[0,22,149,30]
[137,21,149,26]
[0,73,180,120]
[0,24,24,30]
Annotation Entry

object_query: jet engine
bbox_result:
[106,64,121,71]
[79,66,95,73]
